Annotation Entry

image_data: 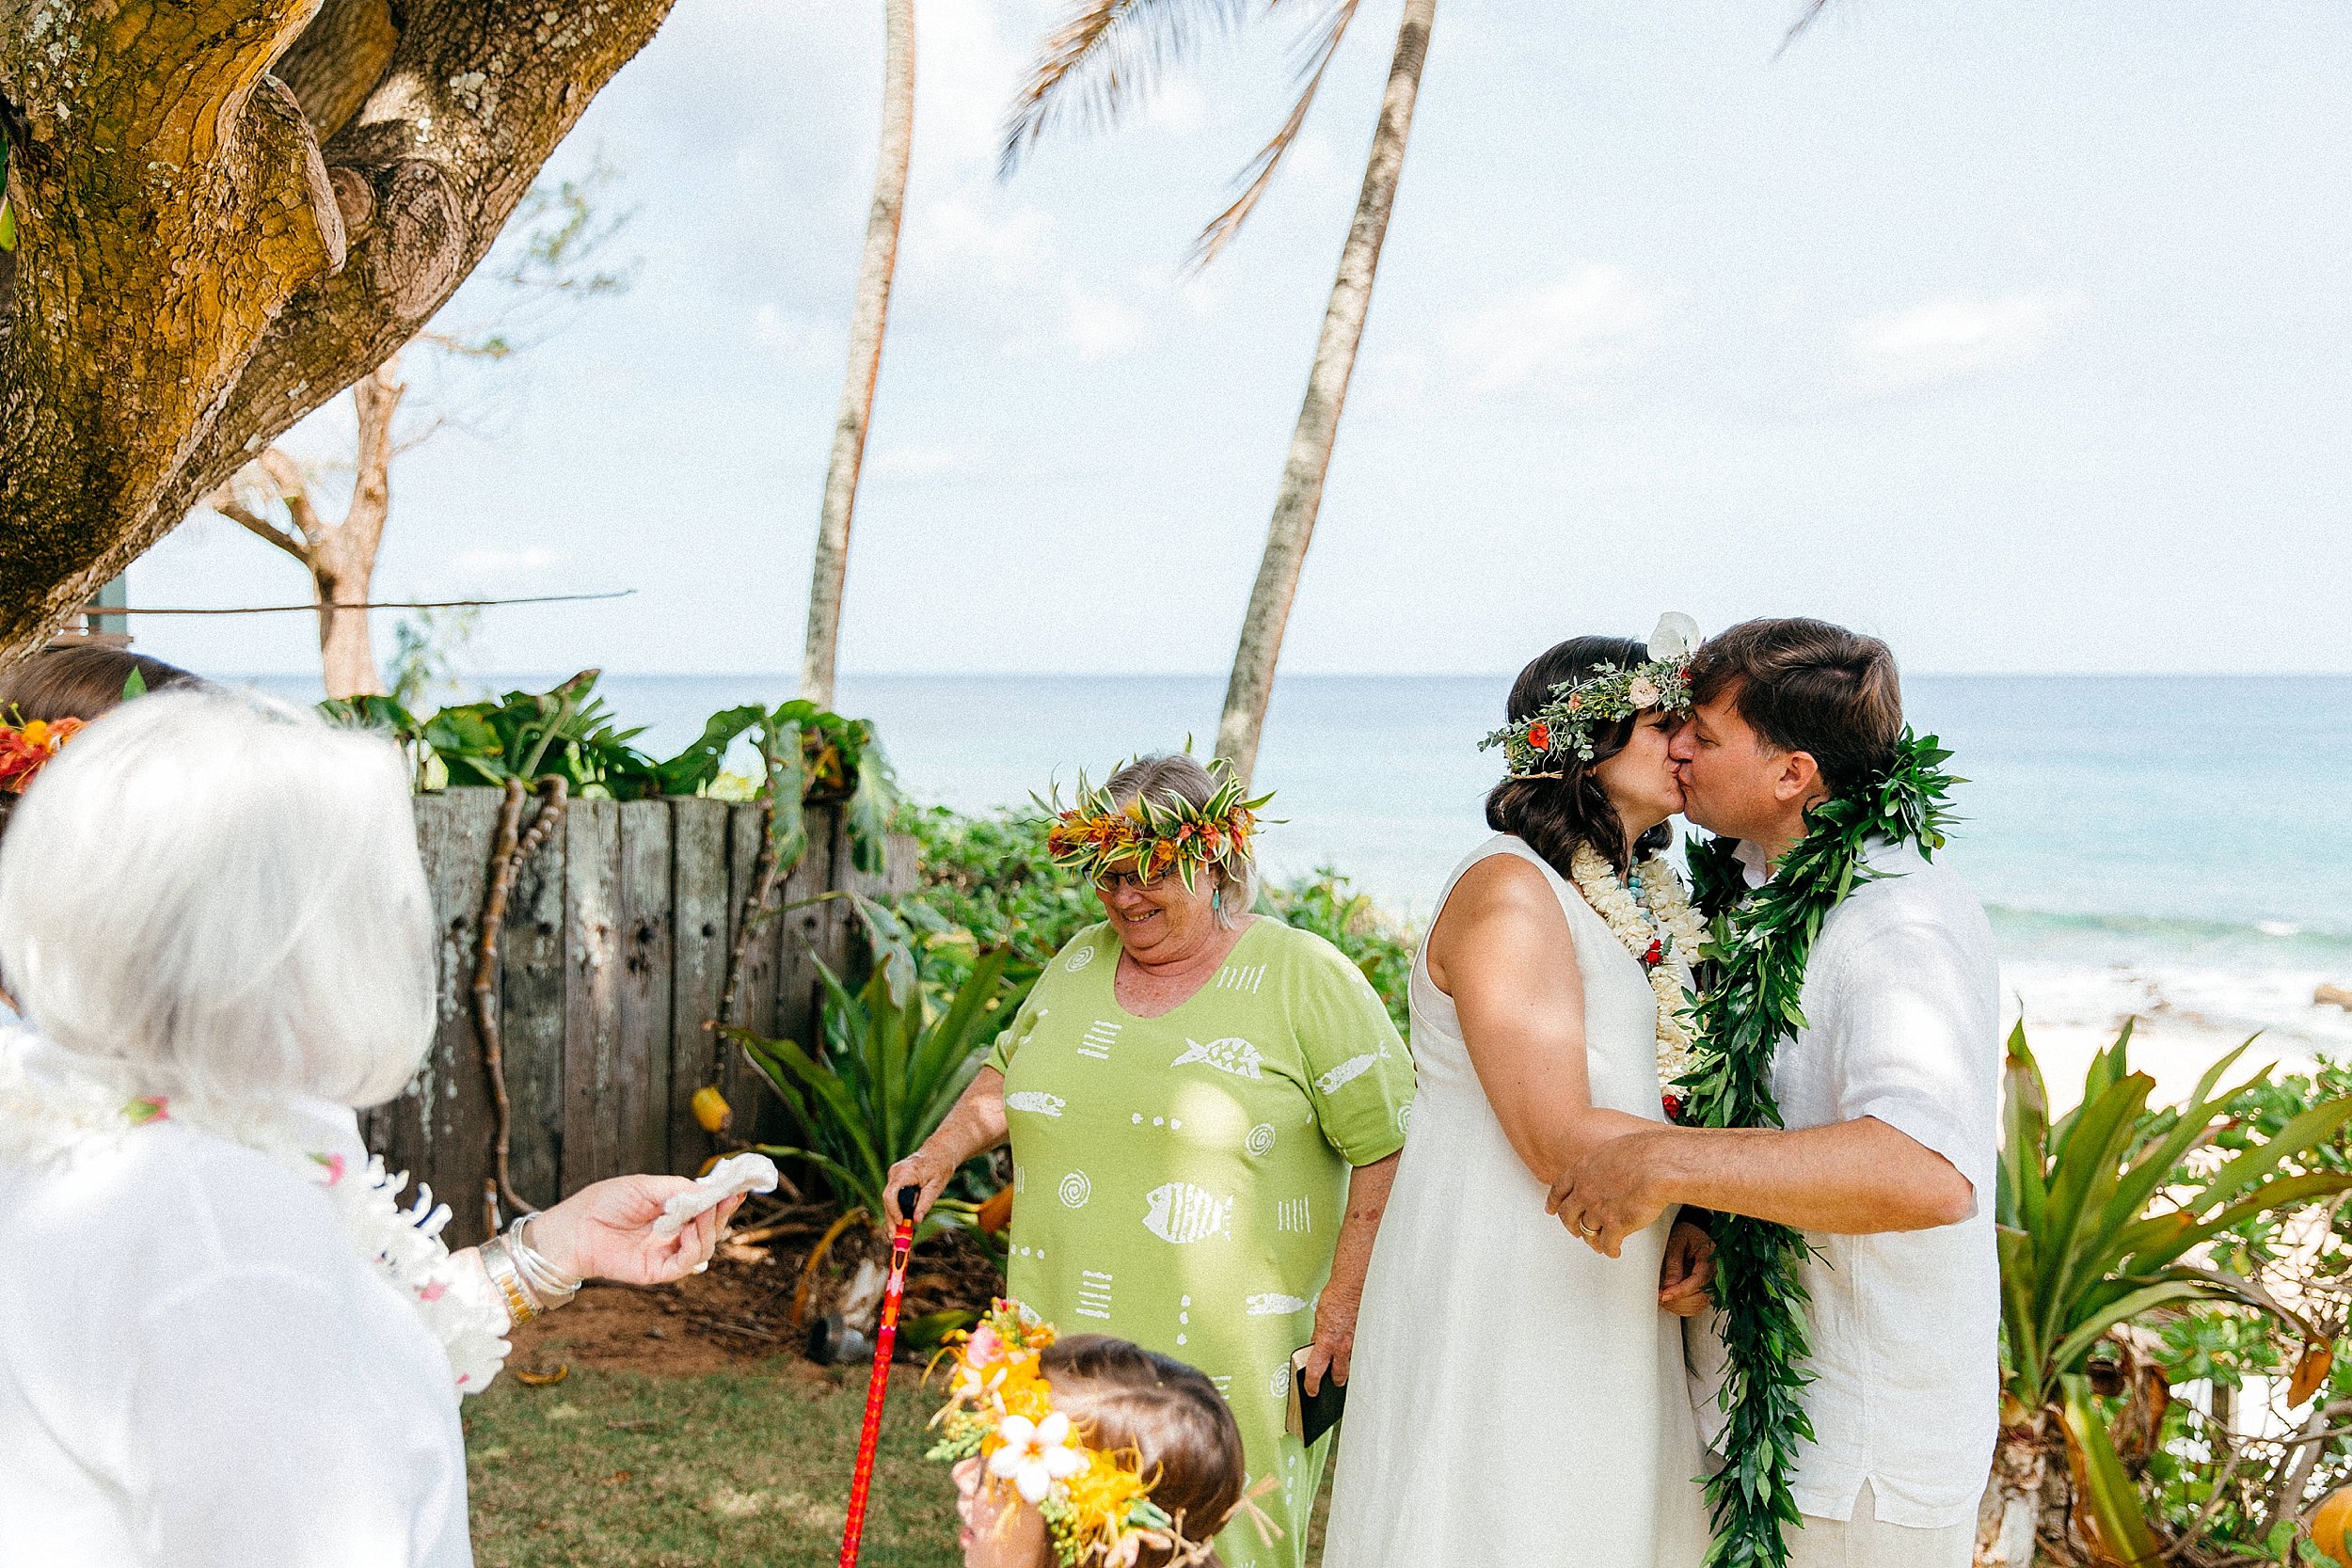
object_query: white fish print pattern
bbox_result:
[1005,1091,1066,1117]
[1245,1292,1311,1317]
[1313,1053,1379,1095]
[1171,1036,1265,1080]
[1141,1181,1234,1244]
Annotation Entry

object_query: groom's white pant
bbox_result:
[1783,1483,1973,1568]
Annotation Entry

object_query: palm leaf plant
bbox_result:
[1989,1023,2352,1565]
[733,928,1029,1244]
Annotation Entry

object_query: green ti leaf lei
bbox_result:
[1679,728,1959,1568]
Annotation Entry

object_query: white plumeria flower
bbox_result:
[1649,611,1703,661]
[989,1411,1087,1504]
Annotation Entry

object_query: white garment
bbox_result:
[1324,835,1710,1568]
[1780,1482,1975,1568]
[0,1051,473,1568]
[1691,836,2001,1531]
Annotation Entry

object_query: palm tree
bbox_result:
[799,0,916,710]
[1004,0,1439,788]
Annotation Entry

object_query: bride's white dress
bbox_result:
[1323,834,1710,1567]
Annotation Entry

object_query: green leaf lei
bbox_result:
[1679,728,1959,1568]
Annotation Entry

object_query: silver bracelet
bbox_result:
[509,1212,583,1310]
[478,1236,544,1327]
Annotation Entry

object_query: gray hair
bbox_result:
[0,687,436,1108]
[1103,752,1254,927]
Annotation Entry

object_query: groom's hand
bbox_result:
[1548,1132,1673,1258]
[1658,1219,1716,1316]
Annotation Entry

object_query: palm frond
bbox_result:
[1188,0,1360,269]
[1000,0,1257,177]
[1776,0,1835,57]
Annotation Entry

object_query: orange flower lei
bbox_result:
[1039,759,1273,894]
[0,716,84,795]
[928,1299,1209,1568]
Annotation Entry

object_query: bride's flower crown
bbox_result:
[1039,757,1273,892]
[1480,613,1703,776]
[0,714,84,795]
[927,1299,1214,1567]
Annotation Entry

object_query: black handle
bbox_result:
[896,1184,922,1226]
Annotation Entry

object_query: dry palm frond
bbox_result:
[1188,0,1360,270]
[999,0,1257,177]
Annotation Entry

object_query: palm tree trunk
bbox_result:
[314,356,404,699]
[1212,0,1435,788]
[799,0,914,709]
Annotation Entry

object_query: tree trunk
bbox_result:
[1211,0,1436,789]
[1975,1417,2052,1566]
[0,0,684,672]
[798,0,915,709]
[311,355,404,698]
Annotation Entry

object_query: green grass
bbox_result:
[464,1359,960,1568]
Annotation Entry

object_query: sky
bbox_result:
[128,0,2352,679]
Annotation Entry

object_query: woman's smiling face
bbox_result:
[1093,858,1223,966]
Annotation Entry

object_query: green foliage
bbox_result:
[388,605,482,711]
[1680,730,1960,1568]
[735,896,1031,1237]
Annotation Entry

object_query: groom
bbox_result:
[1548,618,1999,1568]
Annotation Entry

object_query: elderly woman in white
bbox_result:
[0,689,745,1568]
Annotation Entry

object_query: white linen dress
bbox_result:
[1322,835,1711,1567]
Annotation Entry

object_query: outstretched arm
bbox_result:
[1549,1117,1975,1258]
[884,1067,1011,1224]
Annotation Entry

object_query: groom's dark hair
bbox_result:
[1688,618,1903,792]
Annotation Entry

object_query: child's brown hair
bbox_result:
[1037,1336,1247,1568]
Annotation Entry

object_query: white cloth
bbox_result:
[1324,835,1711,1567]
[1780,1482,1975,1568]
[1691,835,2001,1531]
[0,1052,474,1568]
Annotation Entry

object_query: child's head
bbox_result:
[953,1333,1247,1568]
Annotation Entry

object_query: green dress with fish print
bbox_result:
[986,917,1415,1568]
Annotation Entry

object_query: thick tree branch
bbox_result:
[211,489,312,566]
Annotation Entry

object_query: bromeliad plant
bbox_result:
[732,896,1032,1243]
[1987,1023,2352,1566]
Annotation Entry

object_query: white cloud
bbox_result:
[873,442,979,477]
[907,197,1055,282]
[915,0,1026,171]
[1148,80,1208,135]
[453,546,561,578]
[1847,290,2085,392]
[1443,265,1671,395]
[753,304,838,367]
[1063,286,1147,360]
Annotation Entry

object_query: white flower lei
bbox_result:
[0,1031,511,1393]
[1567,842,1708,1093]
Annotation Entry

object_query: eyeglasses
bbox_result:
[1091,869,1165,895]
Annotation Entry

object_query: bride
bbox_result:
[1323,622,1714,1567]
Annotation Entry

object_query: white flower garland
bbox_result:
[1568,842,1708,1095]
[0,1032,511,1393]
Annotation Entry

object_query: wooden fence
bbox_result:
[358,788,915,1245]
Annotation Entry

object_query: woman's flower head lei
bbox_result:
[1479,613,1703,777]
[0,713,84,795]
[1040,757,1274,893]
[928,1299,1211,1567]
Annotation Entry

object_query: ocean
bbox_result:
[250,671,2352,1060]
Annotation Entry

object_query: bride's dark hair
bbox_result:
[1485,636,1674,881]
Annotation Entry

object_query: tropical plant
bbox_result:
[1002,0,1440,789]
[734,899,1032,1239]
[799,0,914,710]
[1987,1024,2352,1565]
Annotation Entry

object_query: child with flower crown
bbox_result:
[936,1301,1256,1568]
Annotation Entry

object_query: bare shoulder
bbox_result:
[1428,851,1575,980]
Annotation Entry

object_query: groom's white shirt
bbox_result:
[1715,833,2001,1531]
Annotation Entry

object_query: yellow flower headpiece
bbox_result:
[1038,758,1273,894]
[927,1299,1210,1568]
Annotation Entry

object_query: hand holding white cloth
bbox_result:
[651,1152,777,1240]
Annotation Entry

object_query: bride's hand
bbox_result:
[1659,1219,1715,1317]
[527,1175,747,1286]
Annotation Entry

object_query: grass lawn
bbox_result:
[465,1358,960,1568]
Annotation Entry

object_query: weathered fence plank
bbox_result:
[501,816,567,1216]
[721,804,783,1143]
[562,798,624,1194]
[615,801,674,1180]
[668,798,730,1175]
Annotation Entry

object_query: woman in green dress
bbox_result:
[889,753,1413,1568]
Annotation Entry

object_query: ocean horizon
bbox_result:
[243,670,2352,1057]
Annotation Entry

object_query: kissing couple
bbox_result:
[1320,616,2002,1568]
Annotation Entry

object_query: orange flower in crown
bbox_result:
[0,715,85,795]
[1038,757,1274,894]
[928,1299,1203,1568]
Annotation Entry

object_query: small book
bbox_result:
[1286,1346,1345,1448]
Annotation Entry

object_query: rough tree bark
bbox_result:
[798,0,914,709]
[1211,0,1436,789]
[0,0,685,670]
[208,353,405,697]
